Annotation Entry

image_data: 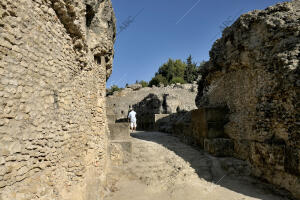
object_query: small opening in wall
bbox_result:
[86,4,95,27]
[105,56,110,63]
[94,55,101,65]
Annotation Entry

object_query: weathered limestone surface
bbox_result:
[0,0,115,199]
[195,1,300,198]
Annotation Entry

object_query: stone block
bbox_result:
[191,107,228,123]
[204,107,229,122]
[191,109,208,139]
[108,123,130,140]
[203,138,234,157]
[191,108,227,140]
[109,141,132,166]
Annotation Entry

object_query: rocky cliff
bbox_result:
[0,0,115,199]
[196,1,300,198]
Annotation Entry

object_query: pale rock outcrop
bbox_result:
[127,83,142,91]
[195,1,300,198]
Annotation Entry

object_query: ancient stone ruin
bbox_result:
[107,1,300,199]
[0,0,115,199]
[189,1,300,198]
[196,1,300,198]
[1,0,299,199]
[106,83,198,130]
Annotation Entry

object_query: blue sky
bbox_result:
[108,0,288,88]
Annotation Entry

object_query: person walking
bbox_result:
[128,108,137,132]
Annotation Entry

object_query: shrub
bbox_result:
[139,80,148,87]
[107,85,122,96]
[157,58,186,83]
[149,74,168,87]
[170,77,185,84]
[184,55,198,83]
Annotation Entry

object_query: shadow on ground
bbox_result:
[131,131,293,200]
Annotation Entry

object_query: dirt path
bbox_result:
[105,131,290,200]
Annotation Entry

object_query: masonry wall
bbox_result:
[195,1,300,198]
[106,84,198,130]
[0,0,115,199]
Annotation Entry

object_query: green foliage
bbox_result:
[170,77,185,84]
[138,80,149,87]
[107,84,122,96]
[199,61,206,68]
[149,58,187,86]
[149,74,168,87]
[197,61,209,76]
[149,56,207,87]
[157,58,187,83]
[184,55,198,83]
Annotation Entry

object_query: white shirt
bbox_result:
[128,110,137,122]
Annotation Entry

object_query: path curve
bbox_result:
[105,131,291,200]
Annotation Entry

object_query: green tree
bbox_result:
[197,61,209,77]
[184,55,198,83]
[170,77,185,84]
[198,60,207,70]
[138,80,148,87]
[157,58,186,83]
[149,74,168,87]
[107,85,122,96]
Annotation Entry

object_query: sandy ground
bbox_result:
[105,131,291,200]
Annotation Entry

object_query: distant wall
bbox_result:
[195,1,300,198]
[106,84,198,130]
[0,0,115,199]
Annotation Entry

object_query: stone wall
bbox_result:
[195,1,300,198]
[0,0,115,199]
[106,83,198,130]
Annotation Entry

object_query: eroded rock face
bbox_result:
[196,1,299,198]
[0,0,115,199]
